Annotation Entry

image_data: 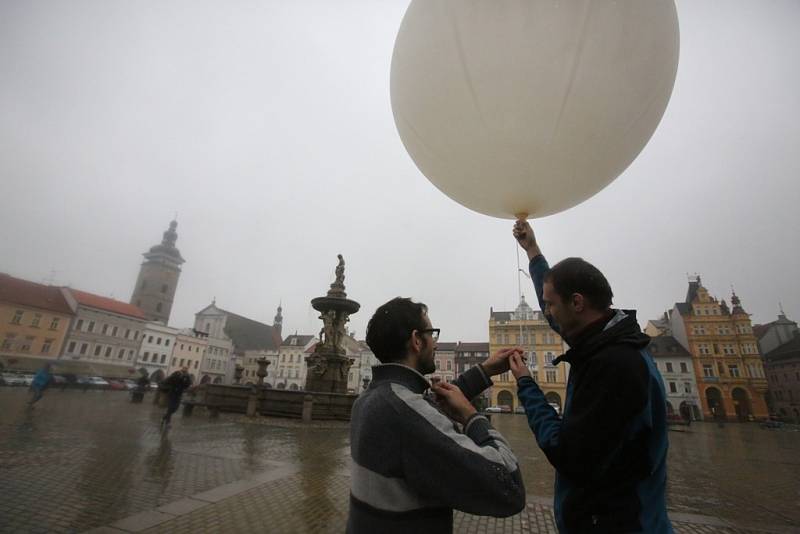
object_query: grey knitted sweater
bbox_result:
[346,363,526,534]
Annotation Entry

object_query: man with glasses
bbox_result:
[347,297,526,534]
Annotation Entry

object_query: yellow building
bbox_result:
[0,273,75,372]
[489,296,568,411]
[669,277,769,421]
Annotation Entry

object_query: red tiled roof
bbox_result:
[0,273,74,315]
[69,288,146,319]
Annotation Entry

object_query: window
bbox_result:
[11,310,23,324]
[118,349,125,359]
[143,352,149,362]
[669,382,677,393]
[546,370,557,383]
[105,346,112,358]
[729,365,740,378]
[20,336,34,352]
[75,319,84,331]
[545,352,555,366]
[68,341,76,353]
[446,360,452,371]
[80,343,88,355]
[42,339,53,353]
[161,284,168,293]
[102,324,109,335]
[680,362,688,373]
[1,335,15,350]
[50,318,60,330]
[87,321,95,333]
[194,361,199,369]
[698,344,710,355]
[94,345,102,356]
[148,336,154,343]
[435,360,441,369]
[180,344,184,350]
[179,358,184,366]
[128,350,134,360]
[531,371,538,382]
[134,331,139,340]
[112,326,118,337]
[666,362,674,373]
[703,364,714,377]
[717,362,725,376]
[161,354,166,364]
[31,314,41,327]
[684,382,691,394]
[156,337,162,345]
[165,339,170,347]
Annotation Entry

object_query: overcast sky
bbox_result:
[1,1,798,344]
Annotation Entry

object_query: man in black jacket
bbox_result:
[510,220,672,533]
[160,366,192,428]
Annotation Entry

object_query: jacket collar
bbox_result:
[554,309,647,366]
[371,363,431,394]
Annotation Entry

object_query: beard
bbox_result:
[417,338,436,375]
[419,356,436,375]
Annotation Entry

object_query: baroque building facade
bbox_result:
[669,276,768,421]
[489,296,568,411]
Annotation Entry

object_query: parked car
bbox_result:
[86,376,110,388]
[499,405,512,413]
[1,373,28,386]
[122,379,139,391]
[52,375,68,385]
[20,374,35,387]
[484,406,503,413]
[514,406,526,414]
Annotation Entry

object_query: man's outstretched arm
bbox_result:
[513,219,560,335]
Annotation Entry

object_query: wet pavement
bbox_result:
[1,388,798,533]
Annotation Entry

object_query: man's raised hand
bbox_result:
[482,347,526,376]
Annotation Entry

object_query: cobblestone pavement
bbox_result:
[2,388,799,534]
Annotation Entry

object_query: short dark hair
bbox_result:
[366,297,428,363]
[544,257,613,311]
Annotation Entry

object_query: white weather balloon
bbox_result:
[390,0,679,219]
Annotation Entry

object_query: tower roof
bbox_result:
[144,220,184,264]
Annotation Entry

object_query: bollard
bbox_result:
[302,395,314,422]
[246,393,258,418]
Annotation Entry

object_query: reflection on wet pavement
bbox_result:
[0,389,349,533]
[491,413,800,530]
[1,389,798,533]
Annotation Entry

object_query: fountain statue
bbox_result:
[305,254,360,394]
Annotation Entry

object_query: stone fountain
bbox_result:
[305,254,360,394]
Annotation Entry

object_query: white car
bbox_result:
[1,373,27,386]
[86,376,110,387]
[20,374,35,386]
[484,406,503,413]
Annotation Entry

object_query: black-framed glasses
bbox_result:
[418,328,440,342]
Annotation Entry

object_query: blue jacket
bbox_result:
[517,255,672,533]
[32,368,52,390]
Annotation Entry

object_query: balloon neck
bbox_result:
[514,212,529,221]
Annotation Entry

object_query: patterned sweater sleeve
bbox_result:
[389,384,526,517]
